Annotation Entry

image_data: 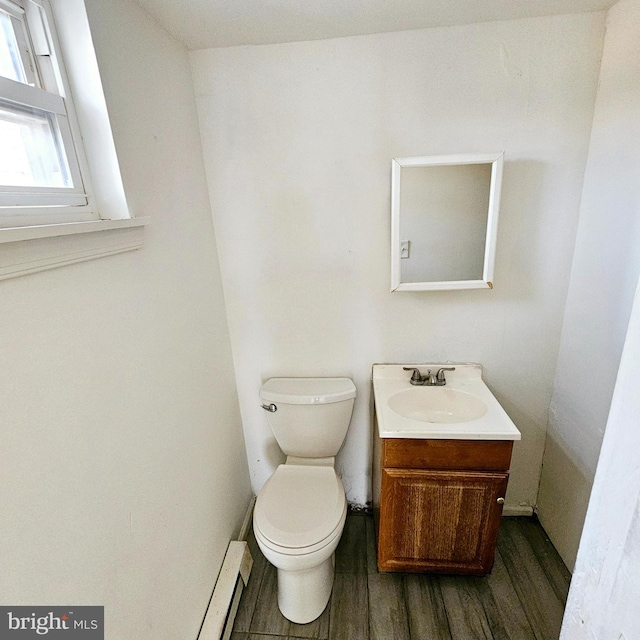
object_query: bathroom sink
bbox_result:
[388,387,488,423]
[372,363,521,440]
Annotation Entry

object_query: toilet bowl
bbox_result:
[254,464,347,623]
[253,377,356,624]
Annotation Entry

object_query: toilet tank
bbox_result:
[260,377,356,458]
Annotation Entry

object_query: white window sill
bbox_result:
[0,217,150,280]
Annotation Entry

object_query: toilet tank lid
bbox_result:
[260,377,356,405]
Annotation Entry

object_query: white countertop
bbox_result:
[372,363,521,440]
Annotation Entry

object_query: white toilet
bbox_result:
[253,377,356,624]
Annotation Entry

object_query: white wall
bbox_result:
[191,13,605,509]
[0,1,252,638]
[538,0,640,570]
[561,263,640,639]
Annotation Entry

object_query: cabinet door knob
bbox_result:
[497,497,505,504]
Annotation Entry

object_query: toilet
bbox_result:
[253,377,356,624]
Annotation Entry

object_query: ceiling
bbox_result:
[133,0,617,51]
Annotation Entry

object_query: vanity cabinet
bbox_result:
[374,437,513,575]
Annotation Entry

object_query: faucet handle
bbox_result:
[403,367,423,384]
[436,367,455,385]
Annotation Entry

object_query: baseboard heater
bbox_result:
[198,540,253,640]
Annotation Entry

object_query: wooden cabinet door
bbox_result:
[378,468,508,574]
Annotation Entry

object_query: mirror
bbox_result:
[391,152,504,291]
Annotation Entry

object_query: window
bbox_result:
[0,0,97,224]
[0,0,147,280]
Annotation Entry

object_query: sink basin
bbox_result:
[372,363,521,440]
[388,387,488,423]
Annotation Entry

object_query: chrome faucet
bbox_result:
[403,366,456,386]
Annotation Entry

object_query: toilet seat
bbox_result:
[254,464,346,553]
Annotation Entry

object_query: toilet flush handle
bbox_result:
[261,403,277,413]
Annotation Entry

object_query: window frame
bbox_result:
[0,0,101,225]
[0,0,148,280]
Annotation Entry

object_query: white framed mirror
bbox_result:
[391,152,504,291]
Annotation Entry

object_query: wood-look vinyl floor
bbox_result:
[232,514,571,640]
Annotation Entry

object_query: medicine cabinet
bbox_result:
[390,152,504,291]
